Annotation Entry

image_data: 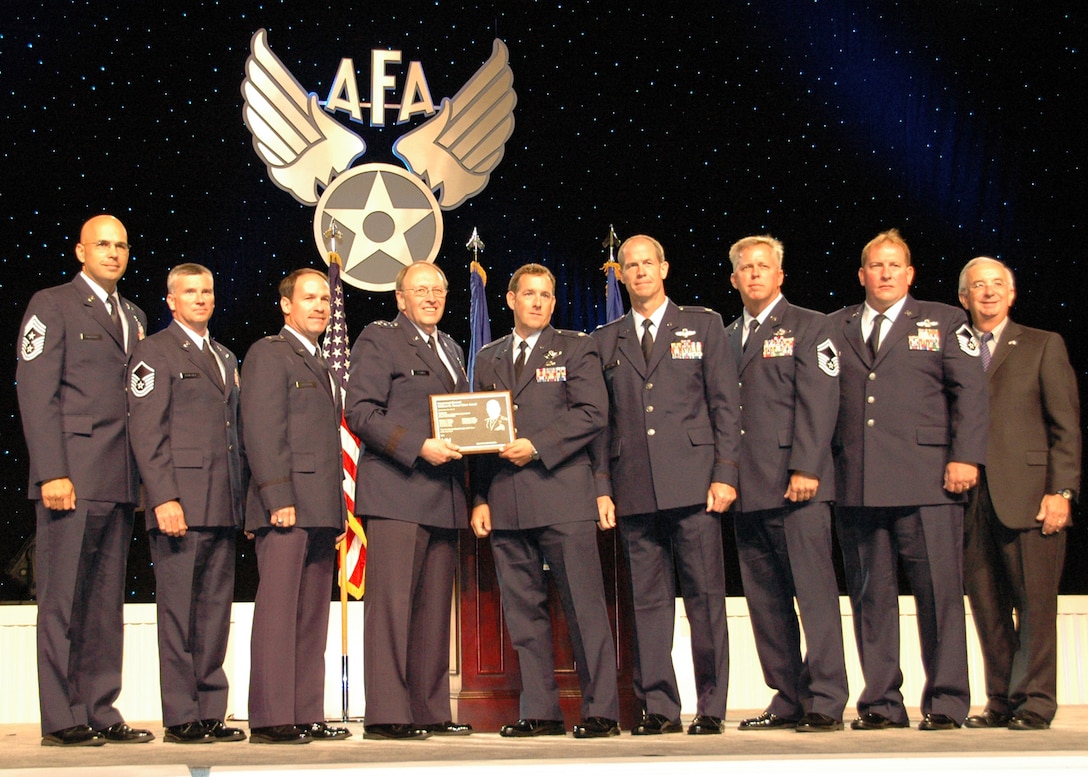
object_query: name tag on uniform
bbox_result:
[536,366,566,382]
[670,340,703,359]
[294,381,318,389]
[908,328,941,351]
[763,336,794,358]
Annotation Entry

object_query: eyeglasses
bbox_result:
[401,286,448,298]
[84,240,131,253]
[969,279,1008,291]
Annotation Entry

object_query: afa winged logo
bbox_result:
[241,29,516,291]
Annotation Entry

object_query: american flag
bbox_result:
[323,259,366,599]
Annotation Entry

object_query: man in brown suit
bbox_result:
[958,257,1081,731]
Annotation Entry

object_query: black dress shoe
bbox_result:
[305,722,352,740]
[739,711,798,730]
[164,721,215,744]
[203,719,247,741]
[632,712,684,735]
[499,718,566,737]
[250,725,313,744]
[420,720,473,736]
[98,722,155,743]
[850,712,909,730]
[41,724,106,747]
[795,712,843,732]
[1009,710,1051,730]
[964,710,1012,729]
[573,716,620,738]
[919,713,961,731]
[687,715,724,735]
[363,723,431,740]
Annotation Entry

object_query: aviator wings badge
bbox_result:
[241,30,516,291]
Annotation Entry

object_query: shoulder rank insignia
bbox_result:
[130,361,156,398]
[21,315,46,361]
[817,338,840,377]
[955,323,980,356]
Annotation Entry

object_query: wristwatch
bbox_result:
[530,446,540,461]
[1057,489,1074,501]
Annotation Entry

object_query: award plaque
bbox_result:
[429,390,515,453]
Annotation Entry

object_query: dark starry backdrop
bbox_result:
[1,0,1084,600]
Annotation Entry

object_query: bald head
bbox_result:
[75,214,130,293]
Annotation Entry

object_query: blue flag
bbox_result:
[467,261,491,388]
[604,261,624,325]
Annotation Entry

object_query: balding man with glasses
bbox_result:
[345,261,473,740]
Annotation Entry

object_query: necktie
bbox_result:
[742,318,759,353]
[514,340,528,381]
[641,320,654,365]
[867,314,886,360]
[980,331,994,372]
[202,339,224,388]
[429,335,455,391]
[107,293,125,348]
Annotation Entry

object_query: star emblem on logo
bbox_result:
[316,165,441,290]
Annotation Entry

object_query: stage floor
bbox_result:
[3,709,1086,776]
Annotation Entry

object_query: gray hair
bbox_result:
[958,256,1015,294]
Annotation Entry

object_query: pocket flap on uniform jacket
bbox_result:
[685,424,715,446]
[777,428,794,448]
[173,448,205,468]
[916,426,949,446]
[61,414,93,436]
[1025,450,1048,466]
[292,453,316,473]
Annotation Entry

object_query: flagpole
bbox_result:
[338,536,350,721]
[601,224,624,325]
[324,221,355,723]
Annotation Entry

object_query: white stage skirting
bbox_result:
[1,596,1086,725]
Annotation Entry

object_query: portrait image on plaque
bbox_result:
[429,390,515,453]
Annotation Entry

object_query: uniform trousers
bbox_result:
[735,501,847,720]
[362,517,457,726]
[249,526,338,728]
[619,504,729,720]
[836,504,969,723]
[35,499,133,734]
[490,521,620,720]
[149,526,235,726]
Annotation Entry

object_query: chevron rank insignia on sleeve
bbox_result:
[817,338,840,377]
[130,361,156,398]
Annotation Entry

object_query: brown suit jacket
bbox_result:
[981,319,1080,527]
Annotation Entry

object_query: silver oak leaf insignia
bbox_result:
[241,28,366,206]
[393,39,516,210]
